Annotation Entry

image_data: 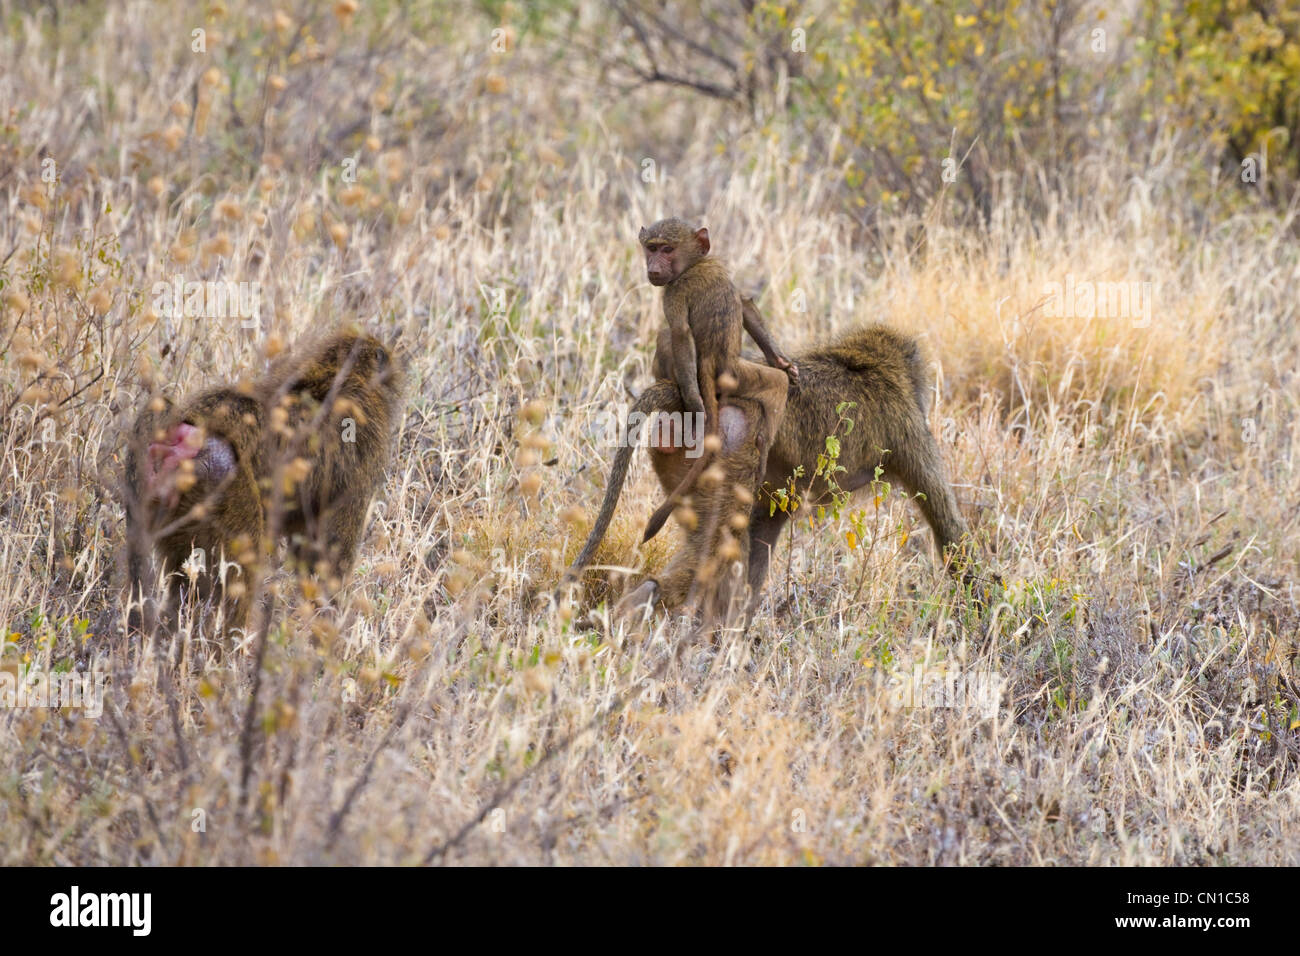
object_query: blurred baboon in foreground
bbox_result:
[566,320,969,619]
[609,381,766,622]
[124,330,404,641]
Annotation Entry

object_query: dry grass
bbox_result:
[0,1,1297,865]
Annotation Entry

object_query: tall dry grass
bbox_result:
[0,0,1296,864]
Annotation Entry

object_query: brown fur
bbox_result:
[124,330,404,640]
[747,323,967,598]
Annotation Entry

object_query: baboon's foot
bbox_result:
[613,579,660,624]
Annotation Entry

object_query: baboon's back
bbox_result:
[777,324,932,465]
[769,323,966,555]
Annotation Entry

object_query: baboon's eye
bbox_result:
[661,246,674,256]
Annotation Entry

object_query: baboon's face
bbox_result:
[642,240,680,286]
[145,422,235,510]
[639,221,710,286]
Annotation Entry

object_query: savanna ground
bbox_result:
[1,0,1298,865]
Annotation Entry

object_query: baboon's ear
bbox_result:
[694,228,710,255]
[638,226,649,243]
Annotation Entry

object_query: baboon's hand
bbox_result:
[782,359,800,387]
[767,351,798,381]
[775,357,800,392]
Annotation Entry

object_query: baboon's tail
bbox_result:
[642,444,711,543]
[562,389,659,581]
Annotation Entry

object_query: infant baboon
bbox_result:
[124,330,404,639]
[638,218,796,542]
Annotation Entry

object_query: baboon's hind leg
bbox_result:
[289,496,368,587]
[746,505,791,603]
[884,426,968,562]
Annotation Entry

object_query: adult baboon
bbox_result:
[567,321,968,616]
[124,330,404,639]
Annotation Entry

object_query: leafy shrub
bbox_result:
[1139,0,1300,202]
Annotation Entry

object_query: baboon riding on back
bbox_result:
[564,220,971,620]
